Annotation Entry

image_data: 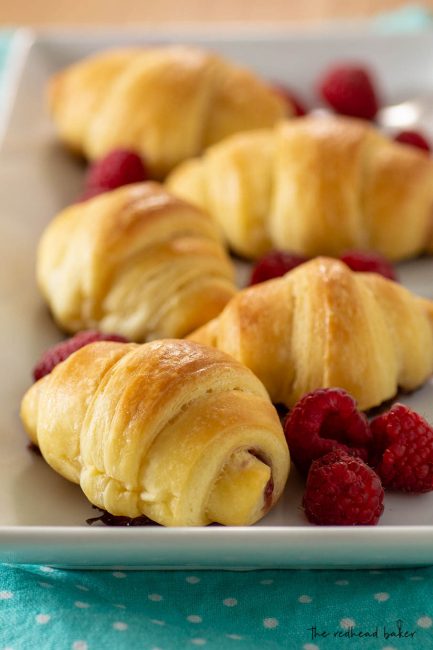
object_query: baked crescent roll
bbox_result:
[189,257,433,411]
[167,115,433,260]
[48,45,290,178]
[20,339,289,526]
[37,182,236,341]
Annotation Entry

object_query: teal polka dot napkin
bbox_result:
[1,564,433,649]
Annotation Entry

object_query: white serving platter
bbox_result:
[2,27,433,568]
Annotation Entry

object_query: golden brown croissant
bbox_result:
[48,45,289,178]
[167,115,433,260]
[20,339,289,526]
[37,182,236,341]
[189,257,433,411]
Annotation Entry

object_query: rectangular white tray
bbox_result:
[2,27,433,568]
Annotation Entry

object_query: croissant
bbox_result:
[48,45,290,178]
[189,257,433,411]
[167,115,433,260]
[20,339,289,526]
[37,182,236,341]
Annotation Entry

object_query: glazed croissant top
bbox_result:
[20,339,289,526]
[189,257,433,410]
[167,115,433,260]
[37,182,236,341]
[48,45,289,178]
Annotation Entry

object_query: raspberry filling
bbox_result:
[284,388,372,475]
[86,507,158,527]
[249,448,274,512]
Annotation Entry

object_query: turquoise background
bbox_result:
[2,8,433,649]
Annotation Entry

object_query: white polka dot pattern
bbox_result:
[340,618,356,629]
[148,593,163,602]
[263,618,279,629]
[35,614,50,625]
[298,595,312,603]
[374,592,390,602]
[72,642,88,650]
[417,616,433,629]
[113,621,128,631]
[0,592,13,599]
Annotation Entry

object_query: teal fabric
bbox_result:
[3,9,433,649]
[1,564,433,649]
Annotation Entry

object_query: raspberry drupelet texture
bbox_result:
[249,250,308,285]
[318,64,379,120]
[394,130,431,153]
[303,449,384,525]
[84,149,149,194]
[33,330,128,381]
[370,404,433,492]
[340,250,397,281]
[284,388,372,475]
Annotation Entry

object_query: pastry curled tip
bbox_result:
[206,450,272,526]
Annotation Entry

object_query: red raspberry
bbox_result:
[370,404,433,492]
[249,250,308,285]
[33,330,128,381]
[284,388,371,475]
[84,149,149,192]
[318,64,379,120]
[303,449,384,525]
[271,83,307,116]
[340,250,397,281]
[394,130,431,153]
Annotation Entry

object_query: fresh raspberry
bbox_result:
[303,449,384,525]
[271,83,307,116]
[284,388,371,475]
[340,250,397,281]
[318,64,379,120]
[249,250,308,285]
[370,404,433,492]
[33,330,128,381]
[394,130,431,153]
[84,149,149,192]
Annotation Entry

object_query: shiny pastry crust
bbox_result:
[20,339,289,526]
[189,257,433,410]
[48,46,289,178]
[37,182,236,341]
[167,115,433,260]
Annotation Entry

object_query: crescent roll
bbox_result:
[167,115,433,260]
[37,182,236,341]
[20,339,289,526]
[48,45,290,178]
[189,257,433,411]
